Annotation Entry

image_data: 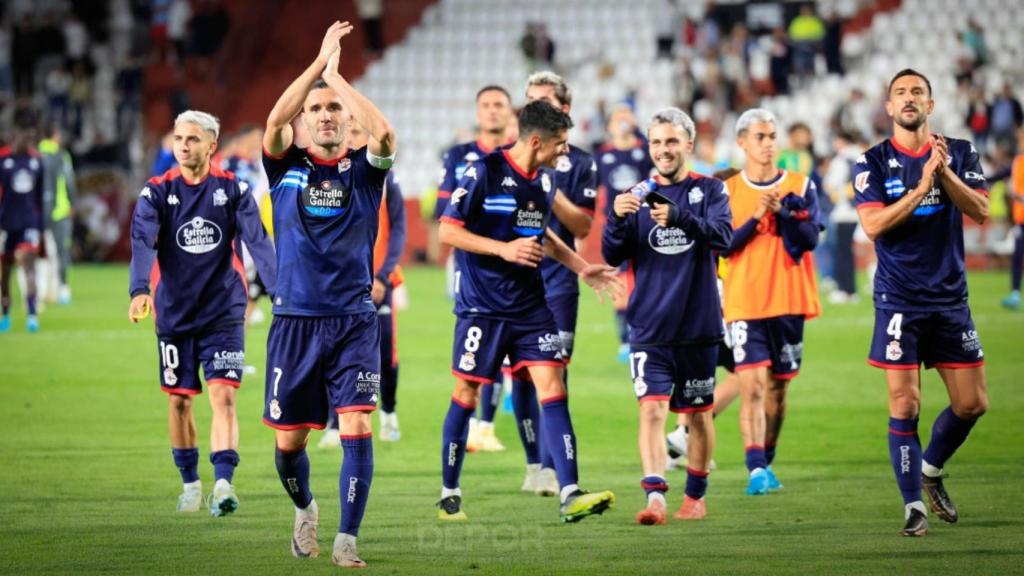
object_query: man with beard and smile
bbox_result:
[853,68,990,537]
[260,21,396,568]
[602,108,732,523]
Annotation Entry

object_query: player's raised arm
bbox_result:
[321,37,396,160]
[264,21,353,157]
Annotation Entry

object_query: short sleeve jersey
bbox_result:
[541,144,598,297]
[441,149,556,322]
[0,151,44,231]
[852,137,987,311]
[263,145,387,316]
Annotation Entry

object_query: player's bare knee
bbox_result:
[954,396,988,420]
[452,379,479,406]
[209,385,236,410]
[339,411,372,436]
[169,394,192,416]
[687,411,713,432]
[639,401,666,423]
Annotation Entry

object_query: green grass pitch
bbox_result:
[0,265,1022,575]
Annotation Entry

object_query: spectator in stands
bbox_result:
[520,22,555,73]
[777,122,814,177]
[12,14,38,96]
[768,26,791,96]
[965,86,991,155]
[787,4,824,87]
[834,88,873,143]
[961,18,988,70]
[167,0,191,65]
[822,9,844,76]
[822,131,865,303]
[62,13,90,70]
[44,65,71,131]
[356,0,384,56]
[67,61,91,140]
[654,0,681,60]
[0,22,12,98]
[990,83,1023,154]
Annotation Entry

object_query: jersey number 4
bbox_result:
[886,313,904,341]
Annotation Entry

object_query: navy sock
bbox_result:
[888,417,922,504]
[685,468,709,500]
[540,396,578,489]
[26,294,36,316]
[744,445,767,472]
[510,379,541,465]
[923,406,978,470]
[275,445,313,509]
[339,434,373,537]
[479,383,498,423]
[210,449,240,483]
[171,447,199,483]
[441,397,475,489]
[765,442,777,466]
[380,363,399,414]
[641,475,668,499]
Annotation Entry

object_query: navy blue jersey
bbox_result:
[263,145,387,316]
[541,145,598,298]
[0,151,44,231]
[852,137,987,311]
[434,140,500,220]
[602,173,733,345]
[441,149,556,322]
[129,166,277,336]
[596,144,655,211]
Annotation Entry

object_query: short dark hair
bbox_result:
[476,85,511,102]
[888,68,932,96]
[788,121,810,135]
[517,100,573,139]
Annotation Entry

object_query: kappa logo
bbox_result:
[239,181,249,193]
[140,187,152,198]
[856,154,867,164]
[501,176,517,188]
[226,370,239,379]
[693,397,705,405]
[451,187,469,205]
[888,158,902,169]
[213,188,228,206]
[464,166,478,180]
[855,171,870,193]
[688,187,704,204]
[167,194,180,206]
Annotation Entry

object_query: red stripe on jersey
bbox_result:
[856,202,885,210]
[307,147,349,166]
[437,190,453,199]
[502,149,538,180]
[439,216,465,227]
[889,137,932,158]
[150,262,161,322]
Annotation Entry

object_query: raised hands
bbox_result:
[318,21,354,67]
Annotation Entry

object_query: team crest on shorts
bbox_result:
[633,376,648,397]
[886,340,903,361]
[733,345,746,363]
[163,368,178,386]
[269,399,282,420]
[459,352,476,372]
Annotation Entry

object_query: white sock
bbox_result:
[922,461,942,478]
[183,480,201,492]
[647,492,666,507]
[441,486,461,499]
[905,500,927,519]
[335,532,356,546]
[478,421,494,432]
[526,463,542,474]
[559,484,579,503]
[750,467,765,477]
[667,426,688,447]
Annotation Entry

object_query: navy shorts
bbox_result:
[263,313,381,430]
[729,315,805,379]
[717,340,735,372]
[547,293,579,362]
[451,313,564,383]
[629,343,717,413]
[868,306,984,370]
[3,227,41,254]
[157,324,245,396]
